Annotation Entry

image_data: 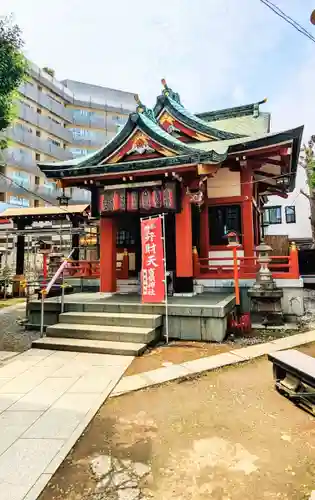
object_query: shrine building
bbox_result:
[37,80,303,297]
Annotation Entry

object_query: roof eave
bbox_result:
[156,97,244,141]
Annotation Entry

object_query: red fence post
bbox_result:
[289,241,299,278]
[192,247,200,276]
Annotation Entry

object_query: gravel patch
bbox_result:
[0,303,40,352]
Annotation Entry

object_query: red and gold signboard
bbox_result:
[141,217,165,303]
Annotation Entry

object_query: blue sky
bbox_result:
[2,0,315,135]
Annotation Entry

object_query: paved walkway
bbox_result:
[0,349,133,500]
[112,330,315,397]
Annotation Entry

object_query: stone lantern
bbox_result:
[248,240,284,326]
[254,241,274,288]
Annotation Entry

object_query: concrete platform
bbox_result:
[28,292,235,342]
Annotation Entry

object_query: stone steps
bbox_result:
[32,307,162,356]
[66,301,166,315]
[32,337,147,356]
[46,322,157,344]
[59,311,162,328]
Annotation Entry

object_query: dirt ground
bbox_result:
[125,331,292,376]
[40,343,315,500]
[125,340,237,376]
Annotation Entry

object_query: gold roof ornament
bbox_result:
[134,94,144,113]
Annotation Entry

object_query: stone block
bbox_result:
[201,317,227,342]
[281,288,304,317]
[112,374,150,396]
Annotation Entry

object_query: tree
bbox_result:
[0,14,28,147]
[299,135,315,245]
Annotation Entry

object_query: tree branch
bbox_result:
[301,189,311,200]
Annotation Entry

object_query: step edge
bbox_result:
[47,324,155,334]
[32,337,147,349]
[60,312,162,319]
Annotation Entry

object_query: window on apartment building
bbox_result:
[36,130,41,137]
[0,193,5,202]
[34,200,40,208]
[285,206,296,224]
[38,85,42,92]
[35,153,40,161]
[208,205,242,245]
[35,176,40,185]
[9,196,30,207]
[263,206,282,225]
[48,138,61,147]
[51,118,61,125]
[37,108,42,114]
[9,170,30,187]
[70,148,89,158]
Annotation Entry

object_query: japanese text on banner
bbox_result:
[141,217,165,303]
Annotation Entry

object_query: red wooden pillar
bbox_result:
[175,189,193,277]
[241,162,255,261]
[100,217,117,293]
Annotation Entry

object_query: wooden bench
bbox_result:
[268,349,315,416]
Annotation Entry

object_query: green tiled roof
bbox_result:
[154,94,244,141]
[38,110,219,176]
[196,99,268,122]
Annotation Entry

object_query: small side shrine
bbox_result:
[37,80,303,298]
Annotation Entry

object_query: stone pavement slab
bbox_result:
[0,348,133,500]
[0,351,18,363]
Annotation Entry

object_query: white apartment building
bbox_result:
[263,166,312,243]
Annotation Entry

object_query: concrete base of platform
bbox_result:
[195,278,304,321]
[27,292,236,343]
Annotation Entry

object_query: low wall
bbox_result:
[195,278,304,321]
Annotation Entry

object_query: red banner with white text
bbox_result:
[141,217,165,303]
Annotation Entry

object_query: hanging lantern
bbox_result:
[57,188,70,207]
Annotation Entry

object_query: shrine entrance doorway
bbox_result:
[116,212,176,281]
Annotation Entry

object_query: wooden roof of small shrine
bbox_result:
[0,204,90,224]
[37,82,304,196]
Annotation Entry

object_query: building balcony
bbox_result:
[18,103,73,143]
[0,176,90,207]
[1,149,42,176]
[69,135,107,148]
[19,82,73,123]
[70,113,125,132]
[71,114,107,128]
[5,127,73,161]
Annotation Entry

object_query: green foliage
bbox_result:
[42,67,55,77]
[0,15,28,139]
[300,135,315,191]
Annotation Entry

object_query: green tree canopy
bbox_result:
[0,15,28,137]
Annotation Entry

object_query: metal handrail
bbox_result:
[40,248,75,336]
